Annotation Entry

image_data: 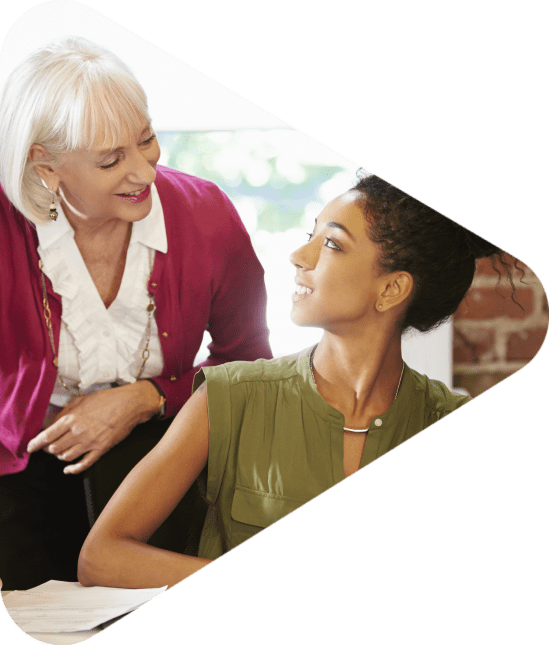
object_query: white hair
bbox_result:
[0,37,151,224]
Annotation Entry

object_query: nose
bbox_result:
[127,146,157,185]
[289,238,318,270]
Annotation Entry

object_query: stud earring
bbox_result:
[48,192,58,221]
[377,303,383,310]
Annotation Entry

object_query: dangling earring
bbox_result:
[48,192,58,221]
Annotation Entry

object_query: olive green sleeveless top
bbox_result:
[193,346,470,560]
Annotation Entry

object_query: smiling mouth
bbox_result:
[292,283,314,301]
[116,185,151,203]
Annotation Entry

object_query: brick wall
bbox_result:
[453,255,548,397]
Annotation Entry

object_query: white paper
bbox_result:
[9,628,102,645]
[3,580,167,633]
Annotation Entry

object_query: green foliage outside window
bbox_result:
[157,130,355,234]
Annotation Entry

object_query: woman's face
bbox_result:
[54,119,160,225]
[290,191,387,331]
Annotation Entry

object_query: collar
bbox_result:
[35,199,74,250]
[297,344,413,430]
[297,345,345,425]
[129,183,167,252]
[35,182,167,253]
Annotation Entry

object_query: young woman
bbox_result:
[77,173,513,589]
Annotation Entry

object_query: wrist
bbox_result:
[132,380,166,422]
[144,379,167,419]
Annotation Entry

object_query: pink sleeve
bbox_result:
[150,184,272,418]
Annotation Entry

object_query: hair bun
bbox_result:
[462,229,500,260]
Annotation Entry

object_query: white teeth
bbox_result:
[294,285,313,295]
[122,188,144,196]
[306,288,312,294]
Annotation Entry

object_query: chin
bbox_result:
[290,309,320,329]
[121,204,152,222]
[131,209,152,222]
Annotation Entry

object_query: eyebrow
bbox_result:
[315,218,355,240]
[97,125,152,157]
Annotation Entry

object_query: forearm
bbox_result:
[78,535,211,589]
[124,379,165,424]
[78,386,211,589]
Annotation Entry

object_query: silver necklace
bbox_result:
[309,346,405,432]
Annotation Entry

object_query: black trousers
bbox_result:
[0,417,208,590]
[0,449,89,590]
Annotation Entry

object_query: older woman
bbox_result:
[0,37,272,590]
[77,173,517,590]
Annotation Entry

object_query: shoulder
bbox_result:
[0,183,17,228]
[155,165,221,194]
[406,365,471,416]
[155,166,235,213]
[202,352,301,390]
[154,166,247,240]
[0,183,34,242]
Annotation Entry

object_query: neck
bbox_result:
[312,326,404,428]
[58,188,128,240]
[60,205,131,252]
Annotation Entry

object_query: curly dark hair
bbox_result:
[352,171,518,333]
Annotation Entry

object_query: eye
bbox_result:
[99,156,121,170]
[325,237,342,251]
[140,133,157,146]
[306,232,314,241]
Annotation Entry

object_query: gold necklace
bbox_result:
[309,346,405,432]
[39,249,156,397]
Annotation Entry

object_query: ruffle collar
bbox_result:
[36,184,165,390]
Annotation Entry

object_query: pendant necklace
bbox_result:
[309,346,404,432]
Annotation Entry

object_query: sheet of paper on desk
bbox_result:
[3,580,167,632]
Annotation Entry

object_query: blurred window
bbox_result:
[157,130,356,359]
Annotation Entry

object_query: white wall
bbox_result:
[0,3,286,131]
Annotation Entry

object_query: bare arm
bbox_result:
[78,383,210,589]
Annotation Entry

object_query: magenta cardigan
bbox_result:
[0,165,272,475]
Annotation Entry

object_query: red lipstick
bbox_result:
[117,185,151,203]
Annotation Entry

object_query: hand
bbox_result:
[27,381,162,475]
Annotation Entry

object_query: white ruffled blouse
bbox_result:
[36,183,167,425]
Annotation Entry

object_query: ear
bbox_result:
[375,271,414,312]
[28,144,60,191]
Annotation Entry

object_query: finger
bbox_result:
[45,431,84,457]
[27,420,70,453]
[63,449,103,475]
[56,443,87,463]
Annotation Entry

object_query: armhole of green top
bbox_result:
[422,388,472,428]
[193,366,232,506]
